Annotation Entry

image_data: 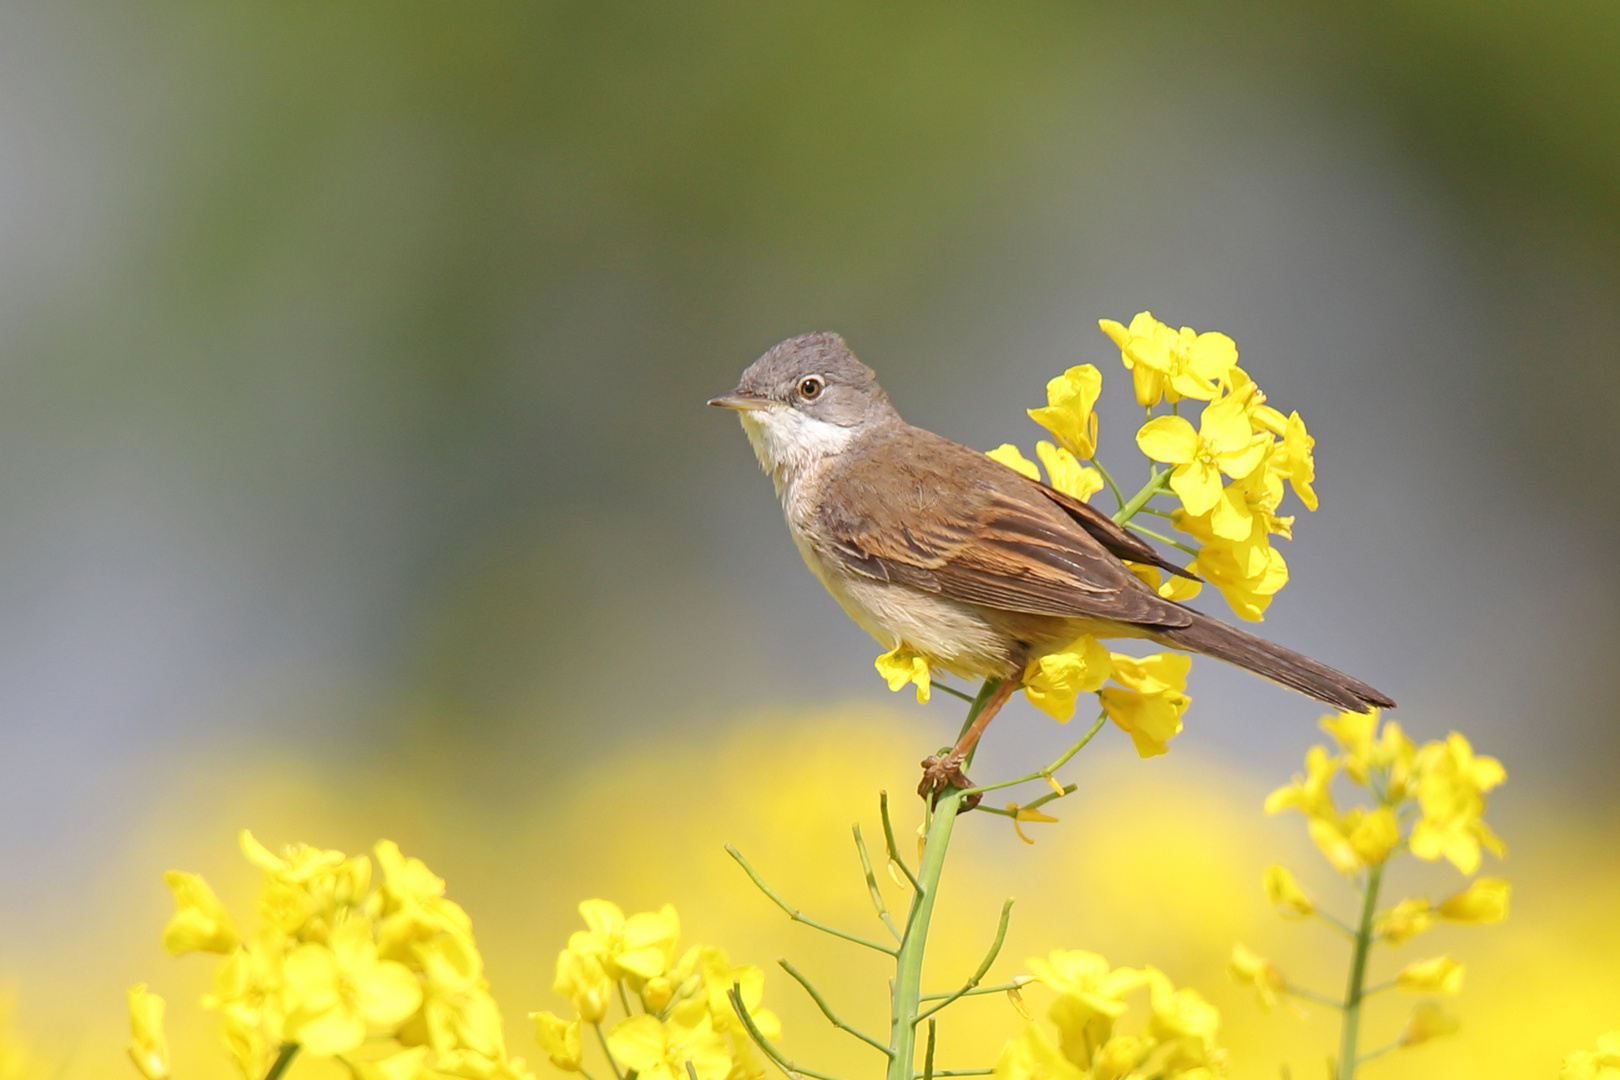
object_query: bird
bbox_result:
[709,331,1395,796]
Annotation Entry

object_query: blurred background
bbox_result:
[0,1,1617,1077]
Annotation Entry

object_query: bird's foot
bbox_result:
[918,751,981,809]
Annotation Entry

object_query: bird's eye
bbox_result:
[798,376,824,399]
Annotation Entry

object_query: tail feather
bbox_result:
[1153,611,1395,714]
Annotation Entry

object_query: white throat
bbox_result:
[738,406,858,496]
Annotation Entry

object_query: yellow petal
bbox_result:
[1396,956,1465,995]
[606,1015,667,1073]
[986,443,1040,481]
[1438,878,1510,924]
[1135,416,1199,465]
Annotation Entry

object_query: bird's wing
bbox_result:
[817,427,1192,628]
[1036,484,1199,580]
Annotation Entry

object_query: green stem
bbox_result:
[263,1044,299,1080]
[886,791,964,1080]
[1091,456,1126,510]
[961,711,1107,800]
[727,845,898,956]
[853,825,903,942]
[1337,863,1386,1080]
[919,981,1023,1001]
[593,1024,624,1080]
[922,1020,936,1080]
[880,792,922,893]
[1111,469,1175,526]
[1122,522,1200,556]
[779,959,893,1057]
[1282,985,1344,1010]
[916,899,1014,1021]
[728,986,850,1080]
[933,683,978,704]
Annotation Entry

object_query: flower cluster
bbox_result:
[995,949,1226,1080]
[131,832,533,1080]
[1563,1032,1620,1079]
[532,901,780,1080]
[1230,710,1509,1066]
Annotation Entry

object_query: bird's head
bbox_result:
[709,332,899,489]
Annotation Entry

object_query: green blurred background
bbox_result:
[1,1,1617,1077]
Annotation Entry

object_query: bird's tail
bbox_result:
[1152,610,1395,714]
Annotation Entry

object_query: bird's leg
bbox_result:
[918,676,1020,804]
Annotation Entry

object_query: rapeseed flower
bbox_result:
[1438,878,1510,924]
[1376,898,1436,945]
[1411,733,1506,874]
[1136,397,1268,518]
[126,985,169,1080]
[1261,865,1314,918]
[281,917,422,1056]
[1098,652,1191,757]
[992,1023,1083,1080]
[1395,956,1464,995]
[1036,441,1104,502]
[1226,945,1286,1012]
[1101,313,1238,406]
[1027,364,1103,458]
[1398,1003,1458,1047]
[987,444,1040,480]
[1562,1032,1620,1080]
[160,871,240,956]
[607,1007,731,1080]
[1022,635,1111,721]
[531,1013,582,1072]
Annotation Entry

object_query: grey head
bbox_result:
[708,331,899,428]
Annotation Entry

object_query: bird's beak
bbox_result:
[707,389,771,411]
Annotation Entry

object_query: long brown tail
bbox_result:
[1152,610,1395,713]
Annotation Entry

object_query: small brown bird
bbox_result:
[710,332,1394,795]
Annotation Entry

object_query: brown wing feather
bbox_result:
[1037,484,1199,580]
[817,426,1192,628]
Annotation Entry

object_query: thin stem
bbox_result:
[1133,505,1177,519]
[886,791,965,1080]
[687,1063,701,1080]
[1282,986,1344,1010]
[1360,980,1395,997]
[727,845,898,956]
[961,711,1108,800]
[1337,863,1386,1080]
[974,783,1077,818]
[1111,469,1175,526]
[1313,909,1359,941]
[919,981,1023,1002]
[853,825,904,942]
[728,986,850,1080]
[1357,1041,1402,1066]
[263,1044,299,1080]
[593,1024,625,1080]
[880,792,922,893]
[922,1020,936,1080]
[916,898,1015,1022]
[917,1072,993,1078]
[617,980,635,1017]
[933,683,977,704]
[1090,456,1126,510]
[1122,522,1199,556]
[779,959,894,1057]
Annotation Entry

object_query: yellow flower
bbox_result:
[1307,806,1399,874]
[1398,1003,1458,1047]
[240,831,371,939]
[1027,364,1103,458]
[1009,804,1060,845]
[1026,950,1143,1064]
[1264,746,1338,820]
[375,840,474,955]
[1262,865,1314,918]
[1376,898,1436,945]
[160,870,240,956]
[353,1047,433,1080]
[607,1007,731,1080]
[875,645,932,704]
[1227,944,1286,1012]
[553,948,612,1024]
[1098,652,1191,758]
[1269,411,1318,511]
[1102,313,1238,406]
[987,444,1040,481]
[1137,396,1269,517]
[203,929,287,1078]
[1124,561,1204,603]
[1410,733,1506,874]
[1092,1034,1145,1080]
[1178,541,1288,622]
[1022,635,1112,721]
[1144,968,1221,1070]
[417,931,507,1064]
[1035,441,1103,502]
[992,1023,1083,1080]
[1562,1032,1620,1080]
[531,1012,582,1072]
[571,901,681,984]
[1396,956,1464,994]
[281,917,423,1056]
[691,948,779,1080]
[127,984,170,1080]
[1438,878,1510,924]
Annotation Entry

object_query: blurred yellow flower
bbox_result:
[1028,949,1143,1064]
[1010,804,1061,845]
[607,1007,731,1080]
[1264,746,1339,820]
[1137,397,1268,517]
[1022,635,1111,721]
[375,840,474,955]
[126,984,169,1080]
[1438,877,1511,924]
[1562,1032,1620,1080]
[1396,956,1465,994]
[987,444,1040,481]
[355,1047,433,1080]
[203,929,286,1078]
[240,830,371,940]
[1098,652,1191,758]
[1227,944,1287,1012]
[282,918,422,1056]
[1035,441,1103,502]
[1178,541,1288,622]
[1411,733,1506,874]
[417,931,507,1067]
[1262,865,1314,918]
[1093,1033,1145,1078]
[1144,968,1222,1073]
[1398,1002,1459,1047]
[553,948,613,1024]
[160,870,240,956]
[1307,806,1399,874]
[875,645,932,705]
[1027,364,1102,458]
[992,1022,1083,1080]
[1376,898,1437,945]
[530,1012,581,1072]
